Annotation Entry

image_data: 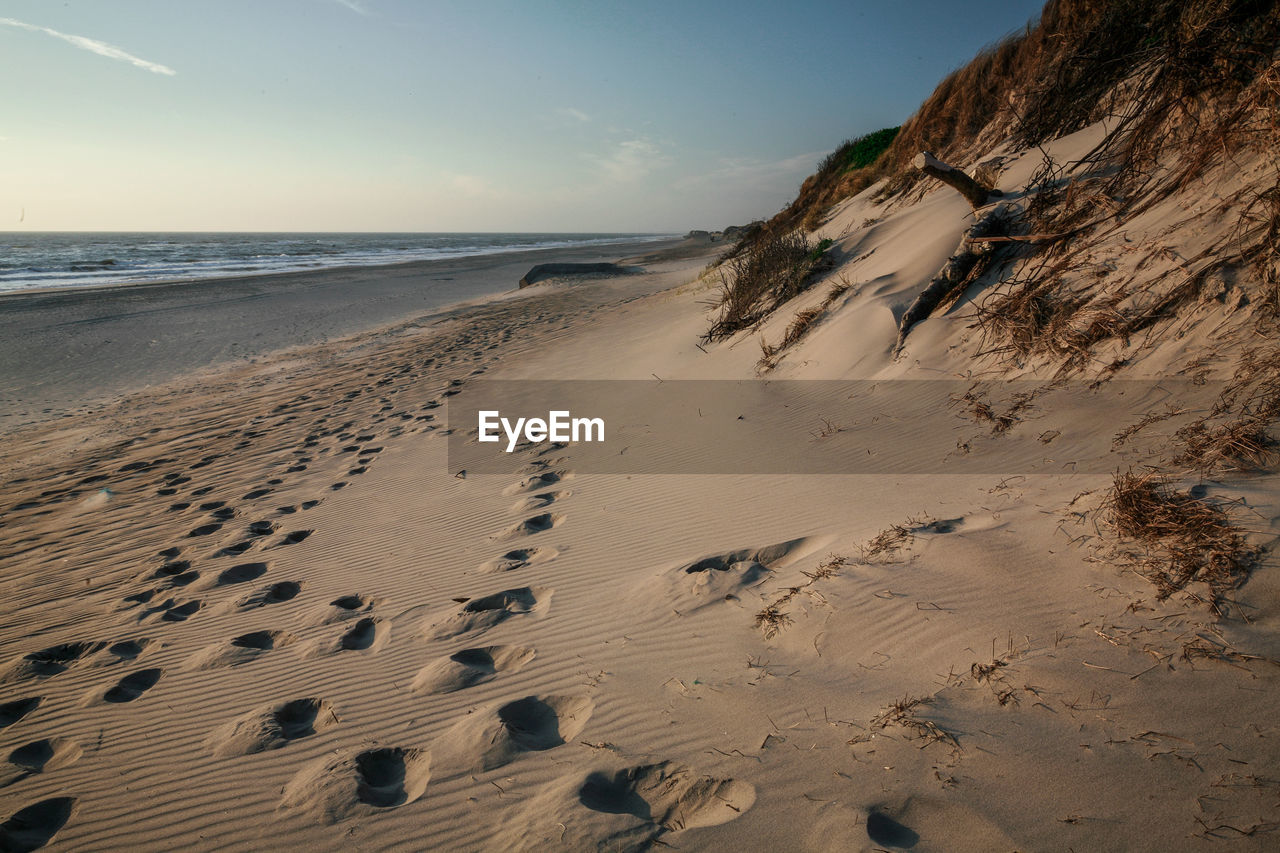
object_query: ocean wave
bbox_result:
[0,233,674,294]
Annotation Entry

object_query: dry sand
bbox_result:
[2,128,1279,852]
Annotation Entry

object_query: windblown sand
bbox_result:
[2,132,1278,852]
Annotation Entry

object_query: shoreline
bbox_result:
[0,236,692,432]
[0,233,680,300]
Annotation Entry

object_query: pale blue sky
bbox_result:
[1,0,1044,232]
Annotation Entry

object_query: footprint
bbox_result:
[2,738,82,787]
[3,642,104,682]
[189,630,297,670]
[579,762,756,832]
[501,471,564,496]
[281,746,431,823]
[916,517,964,535]
[427,586,552,639]
[215,540,255,558]
[98,639,151,665]
[0,797,76,852]
[0,698,41,730]
[188,523,223,537]
[152,560,191,579]
[339,618,386,651]
[679,540,810,574]
[240,581,303,607]
[664,538,818,608]
[209,697,338,757]
[411,645,536,694]
[496,513,564,540]
[101,668,162,703]
[324,594,375,621]
[247,520,277,537]
[477,546,557,574]
[167,571,200,588]
[161,600,202,622]
[437,695,592,772]
[509,491,568,513]
[278,529,313,546]
[217,562,268,585]
[867,810,920,849]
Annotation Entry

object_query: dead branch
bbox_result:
[914,151,999,210]
[893,203,1015,356]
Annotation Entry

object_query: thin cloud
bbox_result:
[0,17,175,76]
[558,107,591,123]
[593,139,668,183]
[331,0,372,14]
[675,151,826,191]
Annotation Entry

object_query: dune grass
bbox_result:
[705,231,834,342]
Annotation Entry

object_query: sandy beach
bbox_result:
[4,2,1280,850]
[3,139,1278,849]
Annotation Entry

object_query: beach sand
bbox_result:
[2,131,1279,852]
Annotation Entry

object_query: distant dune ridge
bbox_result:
[2,0,1280,850]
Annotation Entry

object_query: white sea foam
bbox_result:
[0,232,673,293]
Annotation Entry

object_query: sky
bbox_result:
[0,0,1046,233]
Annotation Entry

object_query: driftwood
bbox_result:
[890,153,1008,356]
[892,204,1014,356]
[914,152,999,210]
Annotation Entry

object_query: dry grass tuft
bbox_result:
[1103,470,1262,609]
[1113,405,1184,449]
[870,696,960,750]
[706,231,832,342]
[757,278,855,370]
[752,604,793,639]
[970,659,1008,682]
[753,555,846,639]
[953,384,1038,435]
[861,522,914,562]
[1175,347,1280,472]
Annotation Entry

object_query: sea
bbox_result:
[0,232,673,294]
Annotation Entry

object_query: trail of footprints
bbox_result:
[0,373,757,847]
[1,397,410,845]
